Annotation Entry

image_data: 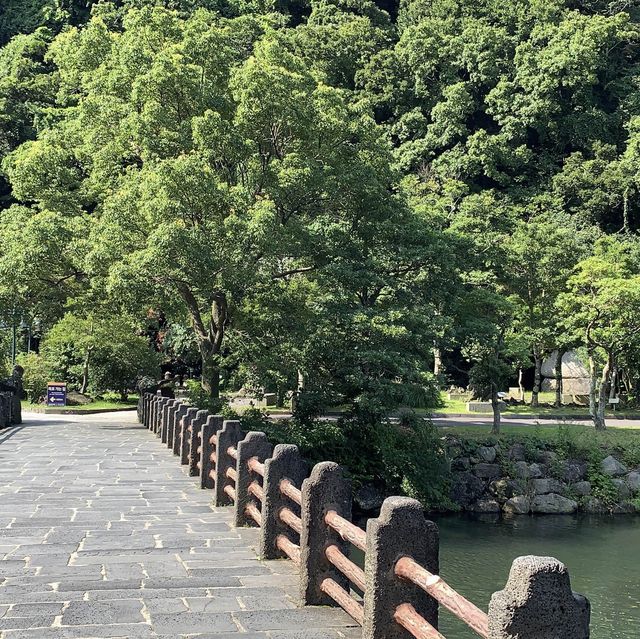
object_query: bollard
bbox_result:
[300,462,352,606]
[168,403,188,450]
[488,556,590,639]
[188,410,209,477]
[137,395,143,423]
[200,415,223,489]
[234,432,272,528]
[179,407,199,463]
[260,444,307,560]
[363,497,439,639]
[213,420,243,507]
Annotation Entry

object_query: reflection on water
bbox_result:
[352,513,640,638]
[430,514,640,639]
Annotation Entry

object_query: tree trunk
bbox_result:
[595,353,612,431]
[201,349,220,399]
[518,368,525,402]
[433,347,442,376]
[531,351,542,407]
[80,348,90,394]
[491,387,501,435]
[554,349,564,408]
[588,353,598,422]
[177,285,227,400]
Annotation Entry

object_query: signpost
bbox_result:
[47,382,67,407]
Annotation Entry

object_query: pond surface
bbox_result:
[430,514,640,639]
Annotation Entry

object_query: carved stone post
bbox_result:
[179,407,199,464]
[156,397,170,436]
[488,556,590,639]
[161,399,178,444]
[199,415,223,489]
[151,395,161,432]
[188,410,209,476]
[234,432,272,528]
[300,462,352,606]
[168,403,188,450]
[213,420,243,507]
[363,497,439,639]
[260,444,307,560]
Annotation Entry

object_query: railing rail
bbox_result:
[140,392,592,639]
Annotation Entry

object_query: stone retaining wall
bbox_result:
[447,436,640,515]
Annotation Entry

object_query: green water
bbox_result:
[431,514,640,639]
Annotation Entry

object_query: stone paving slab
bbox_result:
[0,413,360,638]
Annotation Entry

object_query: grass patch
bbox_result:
[22,397,138,411]
[439,422,640,467]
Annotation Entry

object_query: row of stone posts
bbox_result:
[139,392,591,639]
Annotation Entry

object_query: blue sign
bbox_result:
[47,382,67,407]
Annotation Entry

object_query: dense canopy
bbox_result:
[1,0,640,440]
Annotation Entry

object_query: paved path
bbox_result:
[0,413,359,639]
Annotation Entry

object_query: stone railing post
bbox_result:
[363,497,439,639]
[300,462,352,606]
[488,556,590,639]
[141,393,148,427]
[213,420,243,507]
[234,432,272,528]
[137,394,143,423]
[188,410,209,476]
[199,415,223,489]
[178,407,199,464]
[161,399,178,444]
[156,397,170,436]
[153,394,163,433]
[168,403,188,450]
[260,444,307,560]
[146,394,156,430]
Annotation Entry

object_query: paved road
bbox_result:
[430,415,640,429]
[0,413,358,639]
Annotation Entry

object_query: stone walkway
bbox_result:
[0,412,359,639]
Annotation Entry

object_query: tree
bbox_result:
[41,312,160,399]
[503,212,594,406]
[558,236,640,429]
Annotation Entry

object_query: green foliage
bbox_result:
[40,313,160,398]
[15,351,48,403]
[185,379,228,414]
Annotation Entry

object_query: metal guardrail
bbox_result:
[140,393,591,639]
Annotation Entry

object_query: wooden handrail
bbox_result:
[248,480,264,501]
[325,544,366,592]
[279,479,302,505]
[225,467,237,482]
[276,534,301,565]
[209,434,217,445]
[394,603,445,639]
[395,557,489,638]
[224,484,236,502]
[324,510,366,552]
[248,457,265,476]
[279,507,302,534]
[227,446,238,460]
[320,578,364,626]
[245,503,262,526]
